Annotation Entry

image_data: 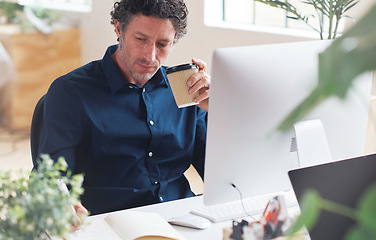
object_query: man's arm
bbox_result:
[38,79,84,172]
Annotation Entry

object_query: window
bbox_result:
[205,0,345,38]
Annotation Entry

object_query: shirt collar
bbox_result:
[102,45,168,94]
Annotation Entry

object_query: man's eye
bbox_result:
[136,37,144,41]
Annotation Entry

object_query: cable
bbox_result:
[231,183,256,221]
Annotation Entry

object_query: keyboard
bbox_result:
[190,190,298,223]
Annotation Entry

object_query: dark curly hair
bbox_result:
[110,0,188,42]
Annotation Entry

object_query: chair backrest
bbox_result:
[30,94,45,167]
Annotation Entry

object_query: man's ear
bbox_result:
[114,20,121,40]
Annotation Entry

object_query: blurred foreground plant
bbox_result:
[0,154,85,240]
[289,183,376,239]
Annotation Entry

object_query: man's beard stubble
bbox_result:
[119,35,160,82]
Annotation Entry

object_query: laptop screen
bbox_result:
[288,153,376,240]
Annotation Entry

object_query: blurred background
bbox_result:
[0,0,373,177]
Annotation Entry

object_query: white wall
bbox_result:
[80,0,375,69]
[80,0,118,64]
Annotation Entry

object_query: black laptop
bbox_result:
[288,153,376,240]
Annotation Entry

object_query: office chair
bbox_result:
[30,94,45,168]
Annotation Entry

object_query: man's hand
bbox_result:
[72,202,88,231]
[188,58,210,112]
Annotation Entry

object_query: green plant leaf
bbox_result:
[0,154,86,239]
[289,190,321,235]
[358,184,376,217]
[343,0,359,12]
[345,225,375,240]
[354,184,376,237]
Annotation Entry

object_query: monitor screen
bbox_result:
[203,40,373,206]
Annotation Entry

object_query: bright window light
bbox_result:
[205,0,345,38]
[17,0,92,12]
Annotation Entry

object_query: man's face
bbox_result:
[114,14,176,84]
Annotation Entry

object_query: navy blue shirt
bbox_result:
[39,45,207,215]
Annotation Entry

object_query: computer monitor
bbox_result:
[203,40,373,206]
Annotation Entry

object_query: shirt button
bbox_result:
[159,196,164,201]
[148,152,153,157]
[149,120,154,126]
[154,181,158,185]
[143,88,146,92]
[128,86,134,89]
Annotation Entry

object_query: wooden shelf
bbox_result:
[0,27,81,130]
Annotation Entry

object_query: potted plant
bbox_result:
[255,0,359,39]
[0,154,86,240]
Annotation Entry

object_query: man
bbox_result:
[37,0,210,216]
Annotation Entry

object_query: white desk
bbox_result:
[69,196,233,240]
[68,195,302,240]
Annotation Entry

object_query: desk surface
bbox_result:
[68,195,301,240]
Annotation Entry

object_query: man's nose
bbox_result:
[143,42,157,62]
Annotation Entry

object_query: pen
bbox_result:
[56,179,82,230]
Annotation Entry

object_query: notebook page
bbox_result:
[104,211,185,240]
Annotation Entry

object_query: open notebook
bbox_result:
[70,211,185,240]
